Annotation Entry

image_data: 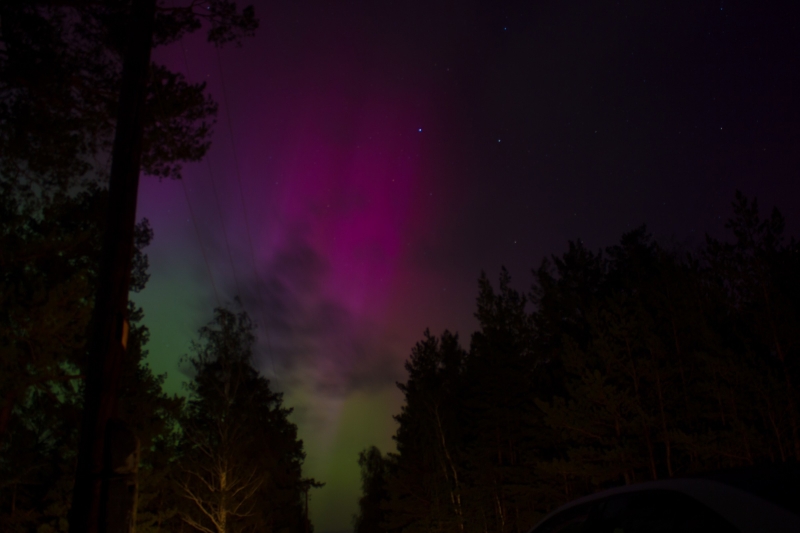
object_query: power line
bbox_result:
[179,41,244,302]
[149,55,222,309]
[215,45,277,377]
[179,177,222,308]
[203,153,244,300]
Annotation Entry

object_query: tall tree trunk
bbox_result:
[671,320,692,416]
[712,366,726,426]
[642,418,657,481]
[433,405,463,533]
[220,467,227,533]
[652,358,673,477]
[69,0,155,530]
[764,394,786,462]
[494,490,505,533]
[625,337,657,480]
[761,283,800,460]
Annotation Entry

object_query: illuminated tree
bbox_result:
[178,307,313,533]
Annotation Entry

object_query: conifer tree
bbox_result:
[0,2,260,529]
[372,193,800,533]
[353,446,389,533]
[176,307,313,533]
[386,330,467,533]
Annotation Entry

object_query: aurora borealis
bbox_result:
[135,3,470,529]
[132,1,800,531]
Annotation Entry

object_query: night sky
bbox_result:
[133,1,800,531]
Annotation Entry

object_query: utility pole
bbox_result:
[69,0,156,531]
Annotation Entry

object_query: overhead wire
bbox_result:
[180,178,222,308]
[179,40,244,302]
[174,41,276,375]
[214,44,277,377]
[149,57,222,309]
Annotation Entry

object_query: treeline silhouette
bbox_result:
[0,2,316,531]
[354,192,800,533]
[0,283,314,533]
[0,185,314,532]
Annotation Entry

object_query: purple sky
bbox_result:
[134,1,800,531]
[136,3,481,529]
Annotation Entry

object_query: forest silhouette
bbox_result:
[353,192,800,533]
[2,1,800,532]
[0,1,314,532]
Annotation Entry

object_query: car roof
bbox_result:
[689,462,800,514]
[530,477,800,533]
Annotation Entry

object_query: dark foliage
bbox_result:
[353,446,389,533]
[175,307,317,533]
[0,1,268,531]
[0,0,257,196]
[355,193,800,533]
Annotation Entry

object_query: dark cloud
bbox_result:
[236,233,405,398]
